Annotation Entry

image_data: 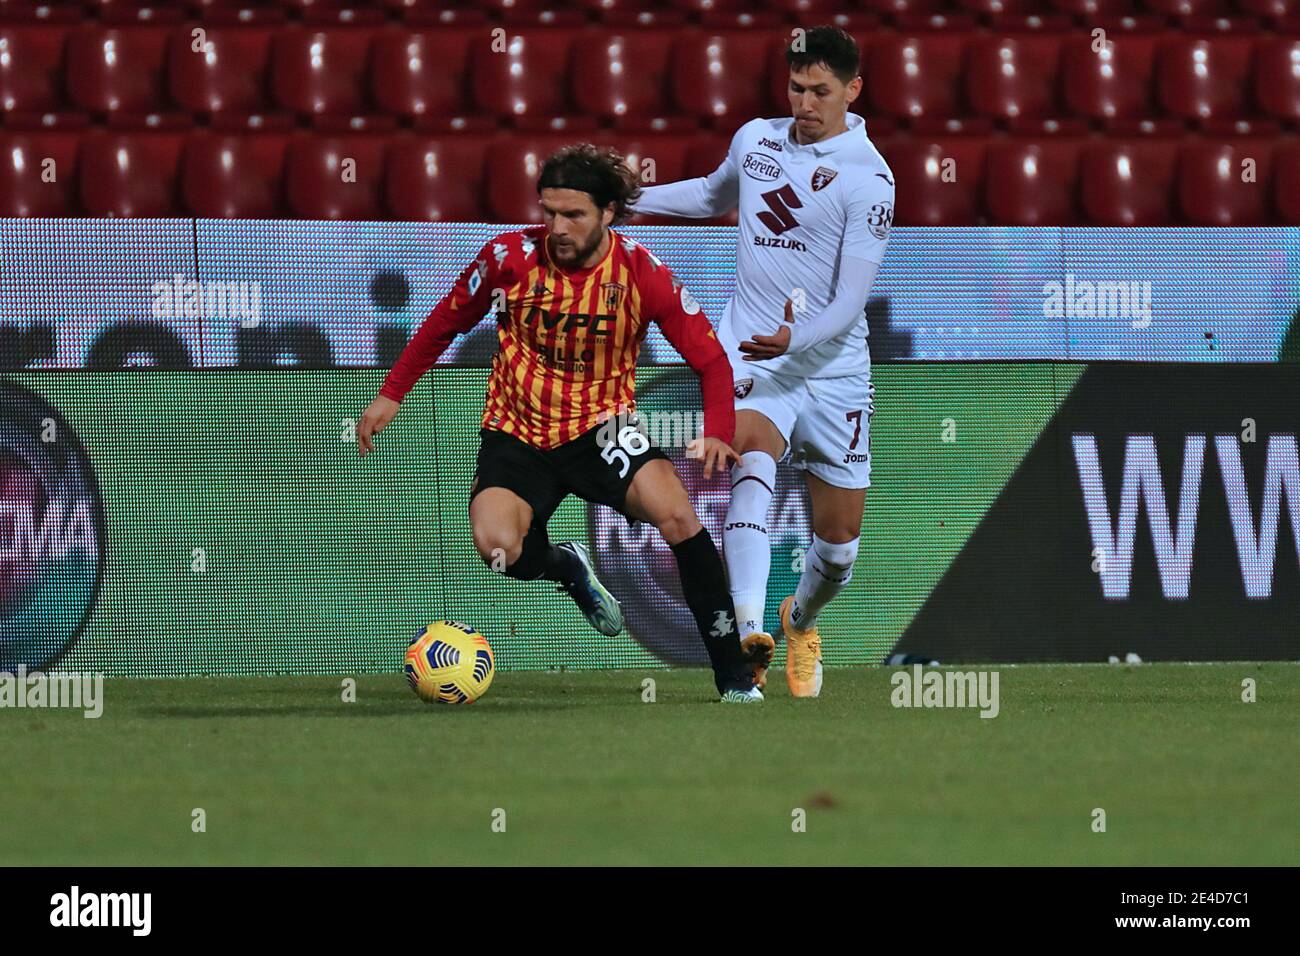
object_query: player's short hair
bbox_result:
[786,26,860,87]
[537,144,642,226]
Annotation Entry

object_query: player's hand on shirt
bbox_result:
[686,436,742,480]
[739,298,796,361]
[357,395,401,456]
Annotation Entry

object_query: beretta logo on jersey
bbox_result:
[742,152,783,182]
[811,166,837,191]
[0,380,105,671]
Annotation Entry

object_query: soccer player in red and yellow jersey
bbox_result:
[357,144,772,702]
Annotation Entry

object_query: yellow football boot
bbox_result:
[781,595,822,697]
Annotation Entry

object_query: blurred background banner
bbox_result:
[0,221,1297,368]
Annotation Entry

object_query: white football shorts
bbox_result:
[731,363,875,489]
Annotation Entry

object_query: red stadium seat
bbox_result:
[483,135,573,223]
[1235,0,1297,16]
[167,25,276,119]
[670,32,772,127]
[470,29,574,122]
[966,36,1065,125]
[1080,139,1179,224]
[270,27,375,120]
[0,26,68,119]
[877,137,986,226]
[598,132,691,225]
[1062,33,1159,123]
[866,33,967,123]
[858,0,952,15]
[1048,0,1139,14]
[1157,37,1254,123]
[1142,0,1232,14]
[181,132,287,218]
[385,135,490,221]
[284,134,387,219]
[0,132,80,216]
[1254,39,1300,124]
[79,131,185,216]
[571,32,676,128]
[1177,141,1274,224]
[66,25,172,116]
[1275,144,1300,224]
[984,140,1082,225]
[953,0,1044,14]
[370,29,475,125]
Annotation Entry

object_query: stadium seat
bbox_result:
[877,137,986,226]
[1156,37,1254,123]
[0,26,68,120]
[866,33,967,123]
[1275,144,1300,224]
[571,32,676,129]
[1142,0,1233,15]
[470,29,575,122]
[859,0,952,15]
[385,135,490,221]
[181,132,287,218]
[1048,0,1140,14]
[270,26,375,120]
[79,131,185,216]
[1062,33,1160,123]
[670,32,772,127]
[1254,39,1300,124]
[65,25,173,117]
[1080,139,1179,224]
[284,134,387,219]
[1177,141,1274,224]
[483,135,573,223]
[1235,0,1297,17]
[984,140,1082,225]
[680,135,738,226]
[598,132,691,225]
[0,132,80,216]
[966,35,1065,126]
[167,25,276,119]
[370,29,475,126]
[953,0,1044,14]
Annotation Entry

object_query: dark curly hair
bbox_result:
[537,143,643,226]
[786,25,860,87]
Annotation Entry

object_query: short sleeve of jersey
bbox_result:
[842,173,895,265]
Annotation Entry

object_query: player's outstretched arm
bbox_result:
[631,124,744,219]
[357,239,504,456]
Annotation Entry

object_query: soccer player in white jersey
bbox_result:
[631,26,894,696]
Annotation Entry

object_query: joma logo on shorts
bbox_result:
[843,452,869,463]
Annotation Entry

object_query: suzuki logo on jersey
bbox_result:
[1072,433,1300,600]
[811,166,838,191]
[742,152,783,182]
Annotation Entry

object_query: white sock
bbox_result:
[790,534,858,630]
[723,451,776,638]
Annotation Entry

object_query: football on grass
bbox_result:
[404,621,495,704]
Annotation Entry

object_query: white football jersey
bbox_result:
[636,112,893,379]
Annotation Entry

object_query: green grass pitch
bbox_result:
[4,664,1295,866]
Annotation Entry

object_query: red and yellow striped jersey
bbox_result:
[381,225,735,450]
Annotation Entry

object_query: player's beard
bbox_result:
[552,226,604,267]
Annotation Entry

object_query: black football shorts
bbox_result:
[469,420,670,525]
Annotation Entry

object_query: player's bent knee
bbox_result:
[656,508,702,547]
[472,526,523,569]
[813,533,859,570]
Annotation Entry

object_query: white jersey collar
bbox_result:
[783,111,866,157]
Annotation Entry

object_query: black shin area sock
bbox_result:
[670,528,745,692]
[502,523,584,585]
